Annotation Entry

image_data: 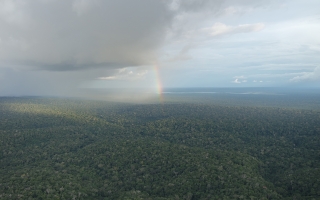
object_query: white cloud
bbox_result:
[97,76,116,80]
[97,68,148,81]
[206,22,265,37]
[290,66,320,82]
[232,78,241,84]
[232,76,248,84]
[252,80,264,83]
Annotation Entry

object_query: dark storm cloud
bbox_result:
[0,0,274,72]
[0,0,174,71]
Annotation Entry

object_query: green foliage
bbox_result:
[0,96,319,199]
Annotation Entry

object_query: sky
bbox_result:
[0,0,319,97]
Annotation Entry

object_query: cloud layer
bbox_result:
[290,67,320,82]
[0,0,173,70]
[1,0,319,97]
[0,0,269,71]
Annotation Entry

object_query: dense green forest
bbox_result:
[0,94,319,199]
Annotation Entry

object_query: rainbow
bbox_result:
[154,65,164,103]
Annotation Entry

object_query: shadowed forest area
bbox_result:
[0,92,319,199]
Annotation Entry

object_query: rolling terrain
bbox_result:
[0,92,319,199]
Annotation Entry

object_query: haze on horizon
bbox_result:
[0,0,319,98]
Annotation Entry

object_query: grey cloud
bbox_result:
[0,0,172,71]
[0,66,115,96]
[168,0,223,12]
[170,0,274,13]
[0,0,236,72]
[165,44,194,62]
[1,59,127,71]
[0,0,277,72]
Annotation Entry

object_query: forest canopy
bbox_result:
[0,93,319,199]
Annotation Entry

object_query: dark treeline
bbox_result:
[0,96,319,199]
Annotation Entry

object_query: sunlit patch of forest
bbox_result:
[0,94,319,199]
